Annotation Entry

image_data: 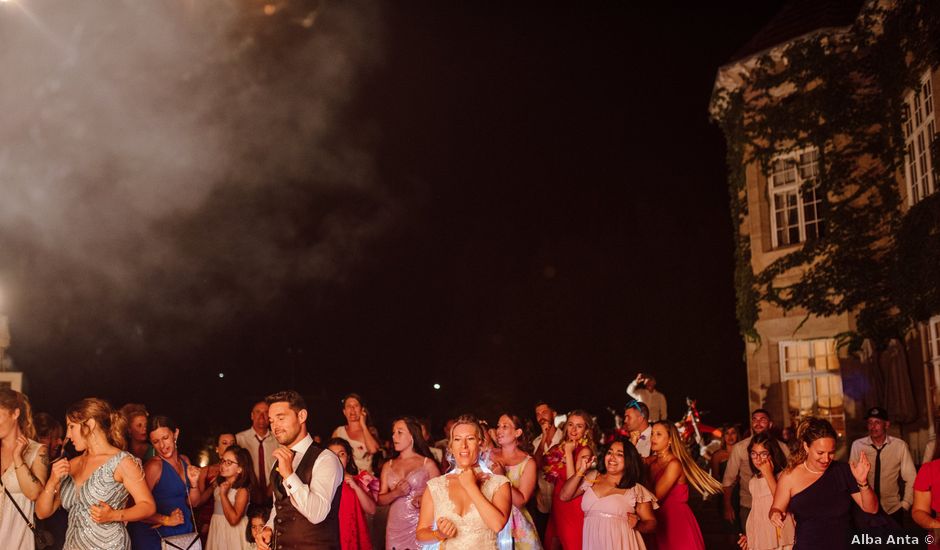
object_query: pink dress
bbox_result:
[650,466,704,550]
[746,476,794,550]
[581,482,656,550]
[385,458,431,550]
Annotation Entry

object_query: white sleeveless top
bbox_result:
[0,440,43,550]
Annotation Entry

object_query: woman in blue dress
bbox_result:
[36,398,156,550]
[128,415,202,550]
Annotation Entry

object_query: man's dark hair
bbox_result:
[534,400,552,410]
[751,408,772,419]
[265,390,307,412]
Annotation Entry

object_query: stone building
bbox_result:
[710,0,938,458]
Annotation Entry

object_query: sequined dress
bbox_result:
[425,473,510,550]
[60,451,137,550]
[385,458,431,550]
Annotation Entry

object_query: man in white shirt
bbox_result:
[627,372,668,421]
[624,400,652,458]
[257,390,344,550]
[850,407,917,524]
[237,400,280,505]
[722,409,789,528]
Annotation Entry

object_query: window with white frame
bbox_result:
[930,316,940,368]
[768,148,825,248]
[779,339,845,437]
[904,71,936,205]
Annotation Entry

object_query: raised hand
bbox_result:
[186,465,201,488]
[13,434,28,463]
[576,454,594,475]
[457,467,477,491]
[273,447,295,477]
[850,451,871,484]
[50,457,70,484]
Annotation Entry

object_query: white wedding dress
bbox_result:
[425,473,510,550]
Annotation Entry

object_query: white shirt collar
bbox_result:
[290,433,314,455]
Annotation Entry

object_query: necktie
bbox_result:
[872,442,884,500]
[257,436,267,496]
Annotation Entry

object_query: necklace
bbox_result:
[802,461,824,475]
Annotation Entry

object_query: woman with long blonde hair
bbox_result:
[0,388,48,550]
[646,421,721,549]
[541,409,597,550]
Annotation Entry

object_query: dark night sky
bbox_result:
[3,1,787,449]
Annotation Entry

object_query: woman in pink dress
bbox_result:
[560,435,657,549]
[542,409,596,550]
[646,421,722,550]
[377,416,441,550]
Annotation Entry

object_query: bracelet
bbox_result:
[576,472,585,478]
[433,530,447,541]
[857,481,870,488]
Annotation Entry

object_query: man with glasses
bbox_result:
[721,409,789,528]
[624,400,652,457]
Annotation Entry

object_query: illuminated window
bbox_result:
[779,339,845,437]
[904,71,936,205]
[930,316,940,369]
[768,148,824,248]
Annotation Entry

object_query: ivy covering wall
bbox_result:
[711,0,939,348]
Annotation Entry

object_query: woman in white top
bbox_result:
[0,389,48,550]
[332,393,381,474]
[416,414,512,550]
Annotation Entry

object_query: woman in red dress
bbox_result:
[327,437,378,550]
[542,410,596,550]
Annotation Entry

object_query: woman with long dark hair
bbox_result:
[36,398,156,550]
[542,409,597,550]
[127,415,203,550]
[769,417,876,550]
[327,437,377,550]
[560,435,656,549]
[377,416,440,550]
[646,421,721,550]
[0,389,48,550]
[738,432,794,550]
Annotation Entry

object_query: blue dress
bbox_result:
[60,451,137,550]
[128,457,195,550]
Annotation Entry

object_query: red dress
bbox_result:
[650,464,704,550]
[914,460,940,550]
[543,443,587,550]
[338,481,372,550]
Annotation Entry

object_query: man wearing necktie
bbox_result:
[850,406,917,525]
[256,390,344,550]
[237,400,279,505]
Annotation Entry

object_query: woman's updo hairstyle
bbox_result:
[66,398,127,450]
[448,414,485,443]
[787,417,838,470]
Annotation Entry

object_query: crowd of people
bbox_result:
[1,372,939,550]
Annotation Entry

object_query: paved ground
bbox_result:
[689,492,739,550]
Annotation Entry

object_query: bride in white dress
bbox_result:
[417,415,512,550]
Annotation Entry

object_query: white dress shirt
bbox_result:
[236,427,279,487]
[850,435,917,514]
[265,434,344,528]
[722,436,790,509]
[626,381,668,421]
[634,425,653,458]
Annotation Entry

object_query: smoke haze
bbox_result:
[0,0,391,390]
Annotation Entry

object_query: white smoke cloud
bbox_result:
[0,0,392,359]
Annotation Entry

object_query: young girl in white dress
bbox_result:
[206,445,254,550]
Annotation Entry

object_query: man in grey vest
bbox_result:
[257,390,344,550]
